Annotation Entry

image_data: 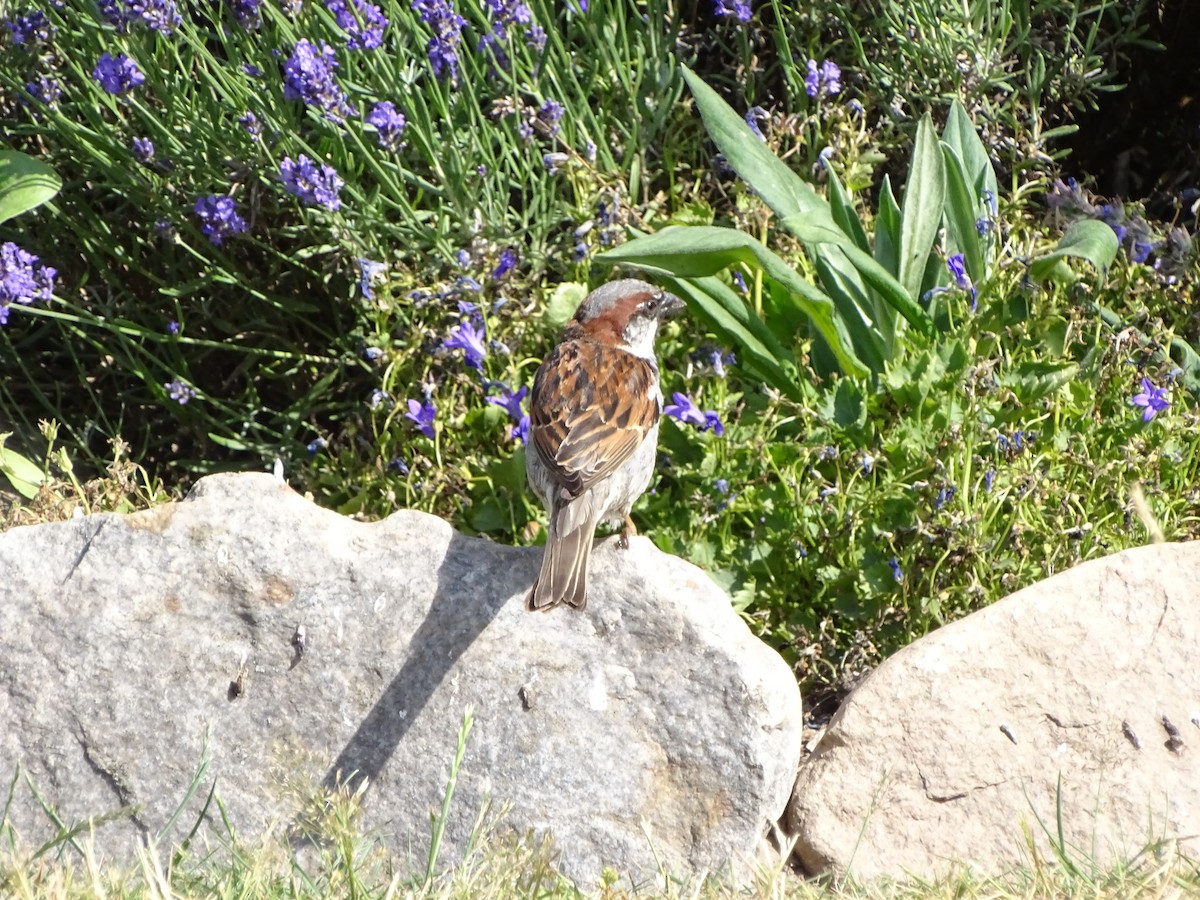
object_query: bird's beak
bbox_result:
[658,292,686,319]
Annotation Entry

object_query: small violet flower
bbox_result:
[165,378,196,404]
[1131,377,1169,422]
[491,247,517,280]
[442,320,487,370]
[946,253,978,310]
[356,258,386,299]
[486,383,530,444]
[406,398,436,438]
[4,9,53,44]
[411,0,467,82]
[714,0,751,22]
[280,155,344,210]
[93,52,145,95]
[664,392,724,437]
[283,38,355,121]
[888,557,903,583]
[132,136,154,165]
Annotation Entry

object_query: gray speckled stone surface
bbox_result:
[0,472,801,887]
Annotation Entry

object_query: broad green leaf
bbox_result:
[825,165,870,254]
[1028,220,1119,284]
[544,282,586,327]
[898,113,945,302]
[598,225,868,378]
[940,143,986,282]
[0,150,61,224]
[682,66,933,339]
[940,101,998,205]
[663,275,804,401]
[0,434,46,500]
[811,246,887,372]
[999,361,1079,402]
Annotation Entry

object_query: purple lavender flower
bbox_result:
[328,0,388,50]
[805,58,841,98]
[280,155,344,210]
[442,320,487,369]
[4,9,54,44]
[491,248,517,279]
[99,0,181,33]
[231,0,262,27]
[888,557,903,582]
[165,378,196,404]
[537,98,564,133]
[193,195,247,245]
[744,106,767,140]
[406,398,436,438]
[477,0,545,66]
[411,0,466,81]
[23,76,63,107]
[239,111,261,135]
[93,52,145,95]
[368,388,391,409]
[283,39,354,121]
[167,319,180,334]
[664,392,725,436]
[307,437,328,454]
[133,136,154,164]
[933,484,956,510]
[1131,377,1169,422]
[367,100,406,150]
[543,152,568,174]
[692,345,735,377]
[0,241,56,325]
[714,0,751,21]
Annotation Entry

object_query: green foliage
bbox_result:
[0,149,60,225]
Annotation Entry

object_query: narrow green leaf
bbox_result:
[597,225,869,378]
[0,150,62,224]
[940,144,986,282]
[810,246,887,372]
[1028,220,1119,284]
[898,113,945,302]
[825,165,870,254]
[874,175,901,277]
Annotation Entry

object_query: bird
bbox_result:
[525,278,685,611]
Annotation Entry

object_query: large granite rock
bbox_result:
[0,472,802,887]
[788,542,1200,880]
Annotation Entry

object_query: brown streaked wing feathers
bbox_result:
[530,338,658,500]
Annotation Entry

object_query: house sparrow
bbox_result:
[525,278,685,611]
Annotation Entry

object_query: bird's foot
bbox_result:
[618,516,638,549]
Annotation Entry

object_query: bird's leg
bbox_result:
[619,515,638,549]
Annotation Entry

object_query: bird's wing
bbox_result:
[529,338,659,500]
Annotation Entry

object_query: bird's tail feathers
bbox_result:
[526,500,595,611]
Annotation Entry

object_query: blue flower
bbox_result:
[888,557,903,582]
[307,437,328,455]
[193,195,247,245]
[93,52,145,95]
[478,0,545,66]
[167,319,180,334]
[983,467,996,492]
[328,0,387,49]
[1131,377,1169,422]
[491,248,517,279]
[406,398,436,438]
[280,155,344,210]
[543,152,568,174]
[23,76,62,107]
[946,252,977,310]
[664,392,724,436]
[0,241,56,325]
[442,320,487,369]
[805,59,841,98]
[367,101,406,150]
[165,378,196,404]
[283,39,354,121]
[715,478,729,494]
[933,484,956,510]
[132,137,154,164]
[368,388,391,409]
[99,0,181,33]
[239,111,261,135]
[537,98,564,132]
[744,106,767,140]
